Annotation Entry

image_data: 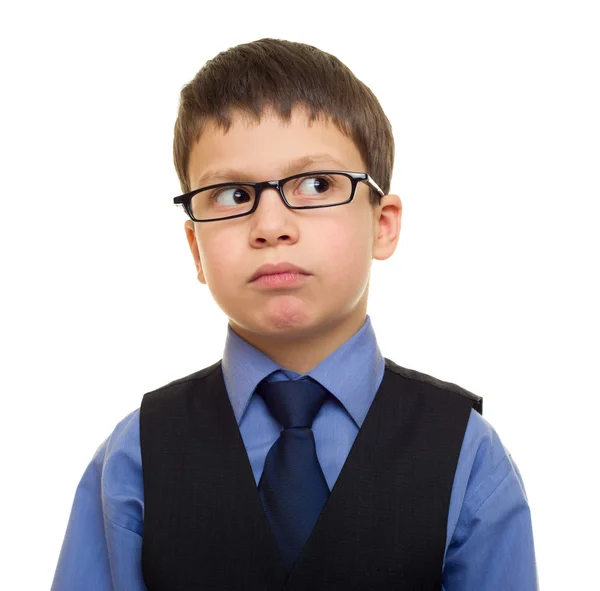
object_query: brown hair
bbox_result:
[173,38,395,206]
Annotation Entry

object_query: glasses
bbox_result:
[173,170,385,222]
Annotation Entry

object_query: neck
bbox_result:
[229,307,367,375]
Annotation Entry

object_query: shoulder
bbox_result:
[381,359,523,546]
[384,358,483,413]
[443,410,537,584]
[447,408,527,542]
[141,360,223,405]
[88,407,141,467]
[98,408,144,532]
[460,408,514,492]
[103,407,141,457]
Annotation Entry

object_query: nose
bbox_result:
[249,186,298,245]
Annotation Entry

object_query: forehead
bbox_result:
[187,106,365,189]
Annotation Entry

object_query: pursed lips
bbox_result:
[250,262,310,282]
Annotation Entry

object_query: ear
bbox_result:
[372,194,402,261]
[184,220,207,284]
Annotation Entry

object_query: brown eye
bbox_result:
[210,185,253,205]
[296,176,332,195]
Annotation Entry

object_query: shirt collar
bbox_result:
[221,314,385,428]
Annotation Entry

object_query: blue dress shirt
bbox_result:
[52,315,538,590]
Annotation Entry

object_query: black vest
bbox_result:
[140,357,482,590]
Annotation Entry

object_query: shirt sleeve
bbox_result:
[51,409,146,591]
[442,417,539,591]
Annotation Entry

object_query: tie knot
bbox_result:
[256,377,329,429]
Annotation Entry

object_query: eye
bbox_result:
[295,176,332,196]
[210,185,253,206]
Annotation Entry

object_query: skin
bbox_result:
[184,105,402,374]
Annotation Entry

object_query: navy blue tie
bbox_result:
[256,377,330,574]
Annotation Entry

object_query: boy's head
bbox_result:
[174,38,402,371]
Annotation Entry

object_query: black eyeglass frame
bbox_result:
[173,170,386,223]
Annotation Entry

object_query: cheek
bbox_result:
[323,219,372,281]
[197,234,240,286]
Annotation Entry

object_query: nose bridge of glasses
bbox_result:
[254,179,288,208]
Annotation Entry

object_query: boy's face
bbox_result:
[184,106,401,368]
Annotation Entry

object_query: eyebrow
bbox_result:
[194,153,350,187]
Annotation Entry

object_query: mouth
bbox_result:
[250,271,310,288]
[249,262,310,283]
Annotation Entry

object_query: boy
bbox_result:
[52,38,538,590]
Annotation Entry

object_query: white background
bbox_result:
[1,0,598,588]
